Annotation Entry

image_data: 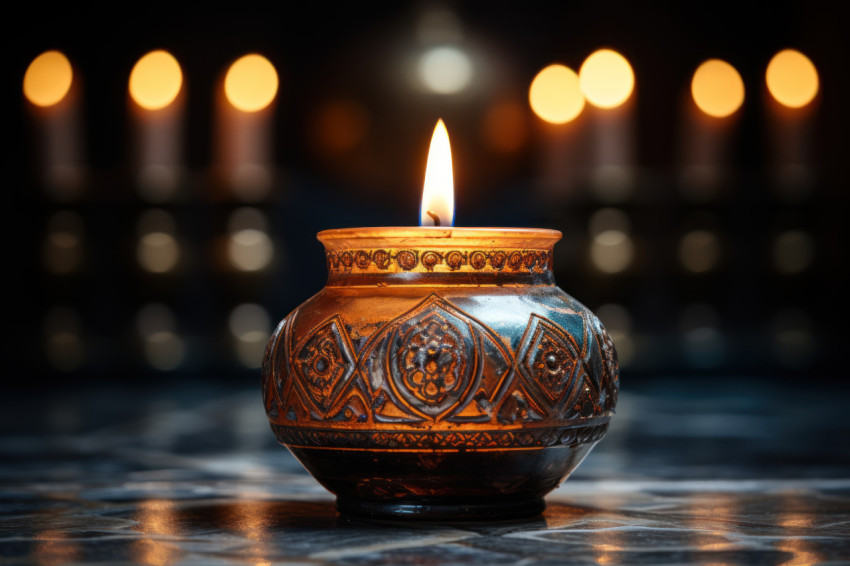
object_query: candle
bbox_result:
[764,49,819,201]
[23,50,84,200]
[216,54,279,201]
[128,50,184,202]
[261,120,620,520]
[680,59,745,201]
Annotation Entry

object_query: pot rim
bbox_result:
[317,227,563,251]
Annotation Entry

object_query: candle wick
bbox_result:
[426,210,441,226]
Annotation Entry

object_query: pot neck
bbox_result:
[317,227,562,287]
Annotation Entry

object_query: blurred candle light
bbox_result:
[218,54,279,201]
[136,304,184,371]
[419,46,473,95]
[129,50,184,201]
[136,209,180,274]
[529,64,585,125]
[420,119,454,226]
[579,49,636,202]
[680,59,745,201]
[226,207,275,272]
[529,64,588,203]
[23,50,85,200]
[691,59,744,118]
[43,210,84,275]
[229,303,271,368]
[766,49,819,109]
[588,208,634,274]
[765,50,819,201]
[579,49,634,110]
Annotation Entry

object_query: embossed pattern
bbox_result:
[326,249,552,273]
[263,294,618,449]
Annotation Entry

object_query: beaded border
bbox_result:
[326,249,553,273]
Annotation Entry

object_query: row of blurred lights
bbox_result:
[43,301,816,373]
[25,50,278,112]
[529,48,818,123]
[45,303,270,372]
[43,207,814,277]
[44,208,277,275]
[24,45,818,122]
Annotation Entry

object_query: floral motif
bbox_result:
[396,318,466,405]
[396,250,417,270]
[293,317,356,414]
[470,251,487,270]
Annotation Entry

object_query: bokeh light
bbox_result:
[590,231,634,274]
[579,49,635,109]
[224,54,279,112]
[136,304,184,371]
[43,211,83,275]
[481,101,528,154]
[229,304,271,368]
[313,99,369,154]
[766,49,819,109]
[419,46,473,94]
[691,59,745,118]
[129,50,183,110]
[679,229,721,273]
[227,208,274,272]
[44,307,84,371]
[529,64,585,124]
[24,50,73,107]
[137,210,180,274]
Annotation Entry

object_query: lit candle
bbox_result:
[764,49,819,201]
[216,54,279,201]
[579,49,636,202]
[23,50,84,200]
[128,50,184,201]
[680,58,745,201]
[260,119,621,521]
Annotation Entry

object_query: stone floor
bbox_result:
[1,377,849,564]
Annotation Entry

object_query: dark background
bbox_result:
[6,1,849,387]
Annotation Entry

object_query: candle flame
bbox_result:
[420,119,454,226]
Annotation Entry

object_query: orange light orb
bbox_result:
[24,50,73,107]
[224,54,278,112]
[766,49,819,109]
[691,59,745,118]
[579,49,634,109]
[129,50,183,110]
[528,64,585,124]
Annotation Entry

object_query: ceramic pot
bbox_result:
[262,227,619,520]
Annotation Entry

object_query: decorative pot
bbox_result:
[262,227,619,520]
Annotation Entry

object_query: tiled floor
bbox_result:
[2,378,849,564]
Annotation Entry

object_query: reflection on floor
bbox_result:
[1,378,849,564]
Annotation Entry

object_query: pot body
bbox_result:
[262,228,619,520]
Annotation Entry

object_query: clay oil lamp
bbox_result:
[262,120,619,520]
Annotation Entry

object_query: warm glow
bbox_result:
[529,64,585,124]
[420,119,454,226]
[23,50,73,107]
[224,54,279,112]
[419,46,473,94]
[129,50,183,110]
[579,49,634,109]
[766,49,819,108]
[691,59,745,118]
